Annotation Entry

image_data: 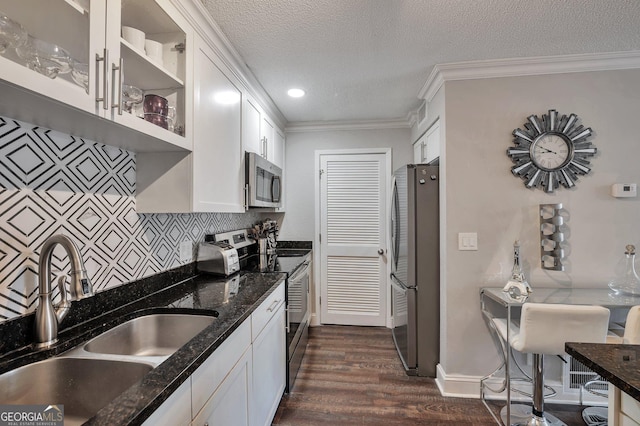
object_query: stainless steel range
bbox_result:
[208,229,311,392]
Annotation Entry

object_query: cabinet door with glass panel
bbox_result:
[0,0,106,114]
[0,0,190,150]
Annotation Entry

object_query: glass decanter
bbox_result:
[608,244,640,295]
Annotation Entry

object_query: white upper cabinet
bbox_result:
[413,119,440,164]
[272,128,285,170]
[0,0,191,151]
[261,115,275,161]
[136,34,245,213]
[242,95,284,168]
[243,96,263,157]
[425,119,440,164]
[413,133,427,163]
[190,36,244,212]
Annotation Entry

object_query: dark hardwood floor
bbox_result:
[273,325,588,425]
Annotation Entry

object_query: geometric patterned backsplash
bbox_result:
[0,116,268,322]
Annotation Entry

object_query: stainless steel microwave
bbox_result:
[245,151,282,208]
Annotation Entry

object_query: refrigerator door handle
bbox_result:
[390,273,408,295]
[390,175,399,271]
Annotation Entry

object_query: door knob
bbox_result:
[378,249,384,255]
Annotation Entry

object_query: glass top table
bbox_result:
[479,287,640,425]
[481,287,640,308]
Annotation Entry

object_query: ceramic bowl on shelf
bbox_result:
[16,35,72,79]
[122,26,145,51]
[0,12,27,54]
[144,39,163,64]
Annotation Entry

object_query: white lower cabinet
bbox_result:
[251,302,286,426]
[191,319,252,418]
[609,385,640,425]
[142,282,286,426]
[192,347,253,426]
[142,378,191,426]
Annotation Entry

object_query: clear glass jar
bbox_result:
[609,244,640,295]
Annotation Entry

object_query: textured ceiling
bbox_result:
[200,0,640,124]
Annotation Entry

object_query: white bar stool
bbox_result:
[493,303,610,426]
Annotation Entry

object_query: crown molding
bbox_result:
[285,118,411,133]
[173,0,287,129]
[418,50,640,102]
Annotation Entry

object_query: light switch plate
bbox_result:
[179,241,192,262]
[458,232,478,251]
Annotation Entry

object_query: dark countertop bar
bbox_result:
[0,270,287,425]
[565,342,640,401]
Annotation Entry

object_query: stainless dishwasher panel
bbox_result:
[286,258,311,392]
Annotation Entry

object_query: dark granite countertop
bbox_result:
[0,269,286,425]
[565,342,640,401]
[276,240,312,250]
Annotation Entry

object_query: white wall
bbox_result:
[279,127,413,240]
[441,69,640,384]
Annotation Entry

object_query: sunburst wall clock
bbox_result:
[506,109,597,193]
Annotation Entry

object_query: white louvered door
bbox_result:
[319,153,388,326]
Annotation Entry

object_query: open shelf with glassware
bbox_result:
[113,0,188,142]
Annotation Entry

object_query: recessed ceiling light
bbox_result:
[287,88,305,98]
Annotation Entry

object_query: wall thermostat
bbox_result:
[611,183,637,198]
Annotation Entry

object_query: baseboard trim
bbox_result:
[310,313,320,327]
[435,365,607,406]
[436,364,484,398]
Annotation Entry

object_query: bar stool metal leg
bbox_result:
[526,354,565,426]
[529,353,548,426]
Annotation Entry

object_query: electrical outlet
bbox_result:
[179,241,192,262]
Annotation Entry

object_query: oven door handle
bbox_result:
[289,260,310,282]
[285,306,290,333]
[390,273,408,295]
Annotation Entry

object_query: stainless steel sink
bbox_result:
[84,313,216,356]
[0,357,152,426]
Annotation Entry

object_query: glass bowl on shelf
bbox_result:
[70,59,89,93]
[15,35,72,79]
[122,84,143,113]
[0,12,27,54]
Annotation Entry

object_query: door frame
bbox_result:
[313,148,393,328]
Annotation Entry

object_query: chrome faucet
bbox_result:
[35,234,93,348]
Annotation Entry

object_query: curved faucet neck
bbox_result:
[38,234,93,300]
[35,234,93,348]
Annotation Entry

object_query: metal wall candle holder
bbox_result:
[540,203,565,271]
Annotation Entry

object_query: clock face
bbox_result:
[506,110,597,193]
[530,133,571,171]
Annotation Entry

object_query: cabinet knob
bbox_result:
[378,248,384,255]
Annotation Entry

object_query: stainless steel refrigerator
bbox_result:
[390,164,439,377]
